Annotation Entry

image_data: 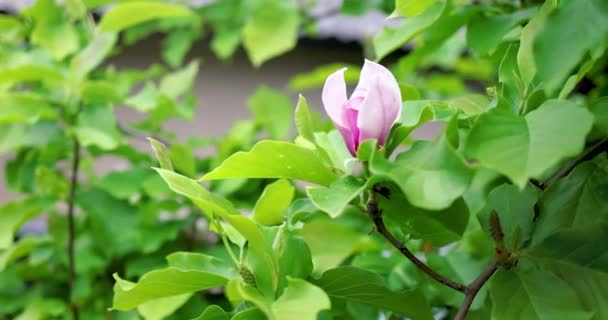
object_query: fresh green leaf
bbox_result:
[465,100,593,187]
[75,104,123,150]
[307,175,366,218]
[202,141,338,186]
[190,305,228,320]
[247,86,293,140]
[391,0,437,18]
[99,2,192,32]
[253,179,294,225]
[242,0,300,66]
[373,2,445,60]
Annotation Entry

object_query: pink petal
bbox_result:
[322,68,348,127]
[357,73,402,145]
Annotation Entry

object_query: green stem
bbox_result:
[66,138,80,320]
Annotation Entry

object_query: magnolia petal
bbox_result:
[355,60,401,104]
[337,125,357,156]
[357,74,401,145]
[322,68,348,127]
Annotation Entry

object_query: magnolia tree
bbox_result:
[1,0,608,319]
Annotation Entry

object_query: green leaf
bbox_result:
[531,155,608,246]
[0,237,50,271]
[294,95,326,142]
[373,1,445,60]
[465,100,593,187]
[75,104,123,150]
[377,183,470,246]
[314,130,355,174]
[478,183,537,252]
[242,0,300,66]
[211,27,242,60]
[231,308,265,320]
[163,28,200,68]
[23,0,79,60]
[202,140,338,186]
[253,179,295,226]
[533,0,608,93]
[371,136,473,210]
[314,266,433,320]
[590,97,608,135]
[155,168,239,219]
[112,253,235,310]
[137,293,192,320]
[299,218,376,272]
[70,32,117,80]
[0,197,53,249]
[247,86,293,140]
[77,189,139,257]
[467,8,537,55]
[0,93,56,124]
[288,64,361,91]
[99,2,192,32]
[391,0,437,18]
[159,60,199,99]
[190,305,228,320]
[96,168,153,199]
[307,176,366,218]
[270,278,330,320]
[148,138,173,171]
[490,270,593,320]
[0,122,63,153]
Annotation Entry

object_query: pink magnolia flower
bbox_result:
[322,59,402,156]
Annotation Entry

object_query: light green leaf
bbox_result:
[74,104,122,150]
[373,2,445,60]
[307,175,366,218]
[201,140,338,186]
[159,60,199,99]
[99,2,192,32]
[253,179,294,226]
[211,27,242,60]
[70,32,117,80]
[190,305,228,320]
[96,168,153,199]
[247,86,293,140]
[294,95,326,143]
[490,270,593,320]
[299,218,376,272]
[243,0,300,66]
[137,293,192,320]
[0,197,53,249]
[465,100,593,187]
[314,266,433,320]
[0,237,50,271]
[371,136,473,210]
[270,278,330,320]
[314,130,355,174]
[391,0,437,18]
[23,0,79,59]
[148,138,173,171]
[288,64,361,91]
[113,253,235,310]
[155,168,239,219]
[0,93,56,124]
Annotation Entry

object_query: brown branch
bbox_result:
[454,260,498,320]
[366,192,466,292]
[66,139,80,320]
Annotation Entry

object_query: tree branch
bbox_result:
[454,260,498,320]
[366,191,466,292]
[66,138,80,320]
[544,137,608,188]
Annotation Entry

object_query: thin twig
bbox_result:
[67,139,80,320]
[544,137,608,188]
[366,191,466,292]
[454,260,498,320]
